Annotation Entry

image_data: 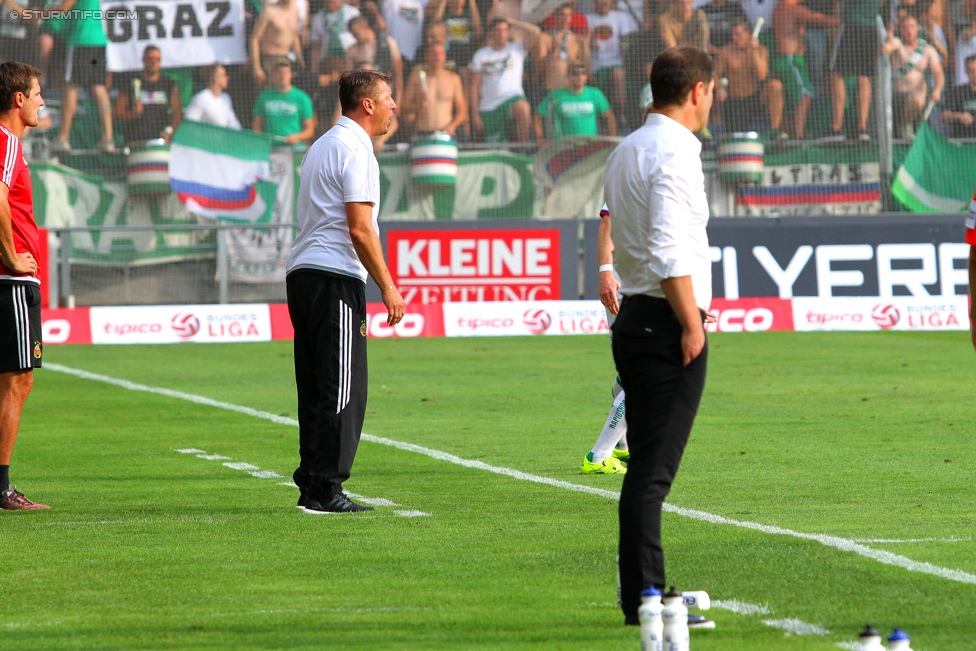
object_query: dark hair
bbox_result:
[205,62,225,86]
[0,61,42,112]
[488,18,509,30]
[731,17,751,31]
[569,62,588,75]
[143,44,161,58]
[339,69,391,112]
[650,46,715,109]
[966,54,976,66]
[348,15,369,30]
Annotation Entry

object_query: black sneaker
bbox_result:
[688,613,716,629]
[296,491,308,509]
[303,489,373,514]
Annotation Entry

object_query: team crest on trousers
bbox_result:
[33,341,41,359]
[360,320,367,337]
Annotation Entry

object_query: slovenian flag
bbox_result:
[170,121,277,224]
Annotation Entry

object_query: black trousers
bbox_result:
[611,295,708,622]
[286,270,368,500]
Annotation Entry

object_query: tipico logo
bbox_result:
[171,312,201,339]
[523,308,552,335]
[871,303,900,329]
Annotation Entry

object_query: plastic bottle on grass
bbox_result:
[661,587,689,651]
[886,628,912,651]
[858,624,885,651]
[638,587,664,651]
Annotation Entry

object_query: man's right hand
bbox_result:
[382,286,405,326]
[254,68,267,84]
[680,324,706,367]
[5,252,37,275]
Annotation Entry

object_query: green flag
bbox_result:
[891,122,976,213]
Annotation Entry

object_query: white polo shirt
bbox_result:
[603,112,711,311]
[287,116,380,283]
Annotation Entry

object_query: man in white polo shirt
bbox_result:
[603,46,716,626]
[286,70,404,514]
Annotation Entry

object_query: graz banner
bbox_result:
[103,0,248,72]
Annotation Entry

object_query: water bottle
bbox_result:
[858,624,885,651]
[638,587,664,651]
[661,587,689,651]
[886,628,912,651]
[681,591,710,611]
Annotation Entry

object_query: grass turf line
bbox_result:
[1,332,973,649]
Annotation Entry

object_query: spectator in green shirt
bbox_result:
[252,61,317,147]
[534,63,617,143]
[51,0,115,151]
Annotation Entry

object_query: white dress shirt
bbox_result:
[287,116,380,283]
[603,112,712,311]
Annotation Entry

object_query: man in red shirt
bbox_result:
[0,61,48,510]
[967,188,976,350]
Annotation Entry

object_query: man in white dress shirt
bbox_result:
[183,64,241,129]
[286,70,404,514]
[603,45,716,626]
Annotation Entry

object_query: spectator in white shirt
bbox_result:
[603,45,717,629]
[184,64,242,130]
[469,17,543,142]
[383,0,427,64]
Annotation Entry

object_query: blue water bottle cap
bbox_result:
[887,628,910,642]
[641,586,663,598]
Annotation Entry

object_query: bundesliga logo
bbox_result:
[171,313,201,339]
[522,309,552,335]
[871,304,900,329]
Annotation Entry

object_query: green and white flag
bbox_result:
[892,122,976,213]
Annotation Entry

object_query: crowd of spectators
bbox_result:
[0,0,975,153]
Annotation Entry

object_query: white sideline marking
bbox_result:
[712,600,772,616]
[836,642,861,650]
[347,493,399,507]
[198,454,230,461]
[853,537,971,543]
[762,618,831,636]
[48,363,976,586]
[223,462,259,471]
[393,510,431,517]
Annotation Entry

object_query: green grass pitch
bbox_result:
[2,332,975,649]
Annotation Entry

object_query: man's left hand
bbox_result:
[382,286,405,326]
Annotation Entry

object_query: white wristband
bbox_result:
[598,264,614,273]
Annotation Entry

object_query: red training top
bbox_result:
[965,188,976,247]
[0,125,38,283]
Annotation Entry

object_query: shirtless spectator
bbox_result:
[541,4,591,92]
[772,0,839,138]
[251,0,305,85]
[701,0,749,49]
[402,43,469,135]
[184,63,242,129]
[883,11,945,137]
[346,15,404,99]
[659,0,709,49]
[469,17,542,142]
[942,55,976,136]
[587,0,637,126]
[717,20,784,135]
